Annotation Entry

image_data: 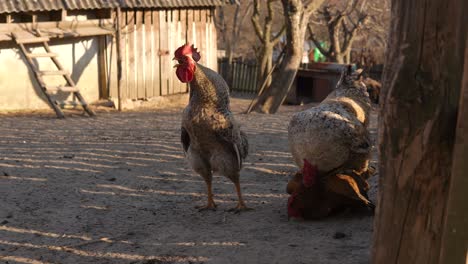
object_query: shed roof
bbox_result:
[63,0,120,10]
[0,0,227,13]
[0,0,64,13]
[119,0,225,8]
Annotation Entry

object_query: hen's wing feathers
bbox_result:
[326,174,373,208]
[181,127,190,153]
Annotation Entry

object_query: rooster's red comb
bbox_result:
[174,43,201,62]
[302,159,317,188]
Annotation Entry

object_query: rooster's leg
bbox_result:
[196,174,217,211]
[227,178,253,213]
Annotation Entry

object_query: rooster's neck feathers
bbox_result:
[189,64,230,110]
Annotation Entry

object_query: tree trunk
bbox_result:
[257,44,274,90]
[331,53,345,64]
[251,0,326,114]
[372,0,467,263]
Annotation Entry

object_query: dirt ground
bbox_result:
[0,96,378,264]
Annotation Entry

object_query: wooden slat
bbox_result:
[15,36,49,44]
[210,9,217,71]
[194,10,202,64]
[168,10,182,94]
[136,10,145,99]
[232,62,238,90]
[152,10,161,97]
[166,10,177,94]
[126,10,137,99]
[185,9,194,93]
[187,9,195,44]
[46,85,79,92]
[55,100,84,107]
[120,11,128,101]
[173,9,183,94]
[198,10,207,66]
[144,10,154,98]
[26,52,57,58]
[181,9,189,93]
[159,10,169,96]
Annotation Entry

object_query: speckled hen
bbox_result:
[288,66,372,177]
[173,44,250,212]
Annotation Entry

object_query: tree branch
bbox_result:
[272,24,286,45]
[304,0,327,15]
[342,15,368,53]
[251,0,265,43]
[307,24,330,57]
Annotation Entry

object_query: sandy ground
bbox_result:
[0,96,378,264]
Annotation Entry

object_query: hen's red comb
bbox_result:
[174,43,201,62]
[302,159,317,187]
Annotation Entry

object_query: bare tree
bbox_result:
[251,0,285,89]
[308,0,369,64]
[250,0,327,114]
[372,0,468,263]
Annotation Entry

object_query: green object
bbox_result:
[313,42,327,62]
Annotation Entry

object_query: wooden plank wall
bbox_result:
[109,7,217,101]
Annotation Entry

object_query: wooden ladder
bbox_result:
[12,32,95,118]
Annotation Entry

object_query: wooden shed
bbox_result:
[0,0,222,114]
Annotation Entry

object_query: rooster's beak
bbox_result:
[173,57,181,68]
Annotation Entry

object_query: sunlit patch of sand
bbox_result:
[0,226,92,241]
[0,175,47,182]
[0,255,53,264]
[0,240,209,262]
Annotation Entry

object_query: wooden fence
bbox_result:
[218,58,259,94]
[108,8,217,101]
[217,59,384,97]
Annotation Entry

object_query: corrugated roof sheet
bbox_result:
[63,0,120,10]
[0,0,227,13]
[0,0,64,13]
[119,0,226,8]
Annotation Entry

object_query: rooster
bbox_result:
[173,44,250,212]
[287,159,374,220]
[288,66,372,177]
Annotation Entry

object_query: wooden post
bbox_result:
[97,35,108,99]
[438,36,468,264]
[371,0,468,263]
[115,8,123,111]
